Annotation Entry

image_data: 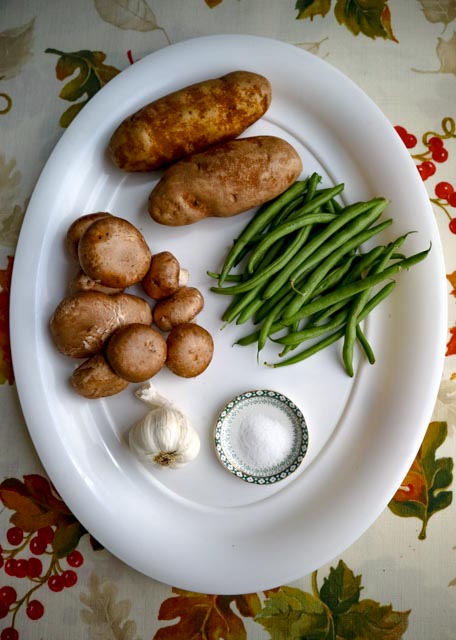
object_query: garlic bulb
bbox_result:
[129,383,200,469]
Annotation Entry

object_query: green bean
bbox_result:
[262,197,387,300]
[247,212,337,273]
[282,244,431,327]
[304,172,321,202]
[282,219,393,321]
[207,270,242,282]
[342,233,409,375]
[279,320,301,357]
[285,201,388,290]
[256,284,309,351]
[311,255,356,298]
[258,307,281,354]
[253,287,296,324]
[221,282,264,323]
[325,199,336,214]
[210,224,313,295]
[356,325,375,364]
[272,308,349,345]
[236,295,265,325]
[266,281,397,368]
[218,180,309,284]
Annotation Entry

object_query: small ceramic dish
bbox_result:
[214,389,309,484]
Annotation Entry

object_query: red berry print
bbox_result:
[6,528,23,547]
[37,526,54,545]
[47,574,64,592]
[435,181,454,200]
[0,588,16,608]
[404,133,417,149]
[448,192,456,207]
[26,599,44,620]
[0,601,8,619]
[0,474,96,632]
[27,557,43,578]
[66,550,83,567]
[394,125,407,137]
[29,536,47,555]
[62,569,78,588]
[422,161,436,177]
[4,559,17,577]
[428,136,443,150]
[432,147,448,163]
[14,558,29,579]
[449,218,456,234]
[417,162,436,181]
[394,125,417,149]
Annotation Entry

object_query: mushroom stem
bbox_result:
[179,268,189,287]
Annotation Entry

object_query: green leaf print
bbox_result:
[254,561,409,639]
[334,0,397,41]
[45,48,120,127]
[389,421,453,539]
[336,600,410,639]
[296,0,398,41]
[295,0,332,20]
[255,586,334,639]
[320,561,362,615]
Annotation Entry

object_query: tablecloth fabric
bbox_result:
[1,1,456,638]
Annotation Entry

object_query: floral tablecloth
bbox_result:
[1,1,456,639]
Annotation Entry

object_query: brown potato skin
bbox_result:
[78,216,152,289]
[166,323,214,378]
[106,324,167,383]
[70,354,129,399]
[148,136,303,226]
[153,287,204,332]
[109,71,272,172]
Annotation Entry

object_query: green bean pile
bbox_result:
[208,173,431,376]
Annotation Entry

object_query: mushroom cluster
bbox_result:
[50,213,214,399]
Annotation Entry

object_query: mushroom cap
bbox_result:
[166,323,214,378]
[153,286,204,332]
[113,292,153,326]
[49,291,152,358]
[142,251,187,300]
[106,323,167,383]
[70,354,129,399]
[78,216,152,288]
[65,212,112,261]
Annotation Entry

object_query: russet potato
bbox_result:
[148,136,303,226]
[109,70,272,172]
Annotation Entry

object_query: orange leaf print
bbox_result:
[392,459,427,504]
[381,4,398,43]
[154,589,261,640]
[389,422,452,539]
[447,270,456,296]
[0,255,14,384]
[0,475,72,533]
[447,326,456,356]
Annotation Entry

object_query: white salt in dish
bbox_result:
[214,390,309,484]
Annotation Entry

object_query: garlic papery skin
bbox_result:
[129,383,200,469]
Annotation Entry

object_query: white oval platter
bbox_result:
[10,35,447,594]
